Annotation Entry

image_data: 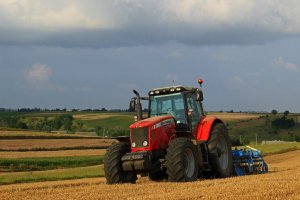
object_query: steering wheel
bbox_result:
[166,108,176,117]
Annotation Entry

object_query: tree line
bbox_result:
[0,108,131,112]
[0,114,79,133]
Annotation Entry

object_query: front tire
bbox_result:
[207,123,232,178]
[104,142,137,184]
[166,138,198,182]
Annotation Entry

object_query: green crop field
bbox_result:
[249,142,300,155]
[79,115,134,130]
[0,156,103,172]
[0,165,104,185]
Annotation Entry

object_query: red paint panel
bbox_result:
[130,116,176,152]
[130,116,173,129]
[196,116,219,141]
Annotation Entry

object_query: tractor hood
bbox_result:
[130,115,174,129]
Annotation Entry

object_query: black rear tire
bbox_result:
[206,123,232,178]
[104,142,137,184]
[166,138,198,182]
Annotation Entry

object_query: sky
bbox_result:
[1,0,300,112]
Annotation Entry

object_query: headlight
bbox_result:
[142,141,148,147]
[131,142,136,148]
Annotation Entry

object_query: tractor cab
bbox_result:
[147,86,204,133]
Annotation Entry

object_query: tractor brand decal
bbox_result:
[154,119,174,129]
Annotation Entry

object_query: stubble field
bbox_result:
[0,149,106,158]
[0,139,113,151]
[207,112,262,121]
[0,150,299,200]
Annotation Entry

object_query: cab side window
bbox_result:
[186,94,202,129]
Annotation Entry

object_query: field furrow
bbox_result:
[0,139,113,151]
[0,150,299,200]
[0,149,106,158]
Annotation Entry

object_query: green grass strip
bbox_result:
[0,146,107,152]
[0,156,103,172]
[243,143,300,155]
[0,165,104,185]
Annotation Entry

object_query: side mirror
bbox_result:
[188,109,193,117]
[129,99,136,111]
[196,90,203,101]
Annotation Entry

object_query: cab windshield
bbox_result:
[149,93,187,124]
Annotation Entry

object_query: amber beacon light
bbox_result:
[198,79,203,87]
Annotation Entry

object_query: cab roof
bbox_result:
[148,85,200,96]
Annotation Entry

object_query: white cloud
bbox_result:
[273,56,298,72]
[2,1,300,47]
[24,64,53,83]
[0,0,115,30]
[162,0,300,33]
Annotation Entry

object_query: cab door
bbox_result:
[186,93,203,132]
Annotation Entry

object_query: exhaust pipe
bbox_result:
[133,90,143,121]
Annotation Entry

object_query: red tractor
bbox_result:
[104,80,232,183]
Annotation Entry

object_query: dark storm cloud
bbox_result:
[0,26,288,48]
[0,1,300,48]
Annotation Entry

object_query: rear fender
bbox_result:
[196,116,224,142]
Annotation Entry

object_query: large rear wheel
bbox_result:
[104,142,137,184]
[207,123,232,178]
[166,138,198,182]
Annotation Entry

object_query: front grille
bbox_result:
[131,127,149,148]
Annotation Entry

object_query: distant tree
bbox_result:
[60,114,73,132]
[284,110,290,116]
[101,108,107,112]
[53,116,63,130]
[52,114,73,131]
[271,109,278,115]
[16,120,28,129]
[272,116,295,129]
[95,126,103,136]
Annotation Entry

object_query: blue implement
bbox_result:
[232,146,268,176]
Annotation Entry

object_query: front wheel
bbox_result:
[166,138,198,182]
[104,142,137,184]
[207,123,232,178]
